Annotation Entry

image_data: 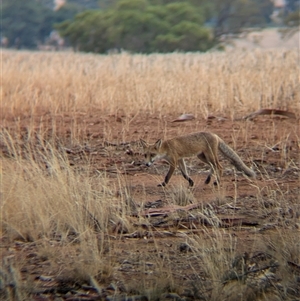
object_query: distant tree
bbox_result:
[163,2,204,26]
[97,0,119,9]
[107,0,169,52]
[148,0,214,22]
[156,21,212,52]
[57,0,214,53]
[1,0,102,49]
[148,0,274,41]
[211,0,273,39]
[280,9,300,38]
[53,3,85,23]
[153,2,212,52]
[284,9,300,27]
[56,10,114,52]
[2,0,52,48]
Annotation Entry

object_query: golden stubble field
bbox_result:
[1,49,300,301]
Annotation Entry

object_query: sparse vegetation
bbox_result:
[1,49,299,300]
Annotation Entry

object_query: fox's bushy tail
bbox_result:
[218,140,256,178]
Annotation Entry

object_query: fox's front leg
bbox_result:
[178,159,194,187]
[158,163,175,187]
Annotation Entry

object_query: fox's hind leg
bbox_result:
[197,153,212,184]
[205,151,223,185]
[178,159,194,187]
[198,152,222,185]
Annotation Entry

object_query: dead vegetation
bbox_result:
[1,49,299,301]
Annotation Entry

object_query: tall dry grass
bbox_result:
[2,49,299,119]
[1,49,299,299]
[0,130,133,296]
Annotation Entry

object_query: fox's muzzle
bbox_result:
[146,162,152,167]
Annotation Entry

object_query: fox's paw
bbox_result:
[158,182,166,187]
[188,179,194,187]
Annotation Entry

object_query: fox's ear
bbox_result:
[154,139,162,149]
[140,139,148,148]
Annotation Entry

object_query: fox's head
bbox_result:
[140,139,163,167]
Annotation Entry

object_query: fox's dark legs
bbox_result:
[178,159,194,187]
[158,150,223,187]
[197,152,222,185]
[158,163,176,187]
[158,159,194,187]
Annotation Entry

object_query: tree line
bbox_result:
[1,0,299,53]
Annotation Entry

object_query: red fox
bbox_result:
[140,132,255,187]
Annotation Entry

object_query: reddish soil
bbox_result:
[1,111,300,300]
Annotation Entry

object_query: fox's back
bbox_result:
[162,132,218,158]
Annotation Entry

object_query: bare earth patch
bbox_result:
[1,111,299,300]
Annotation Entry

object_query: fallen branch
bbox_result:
[242,109,297,120]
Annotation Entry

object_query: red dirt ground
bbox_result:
[1,111,299,300]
